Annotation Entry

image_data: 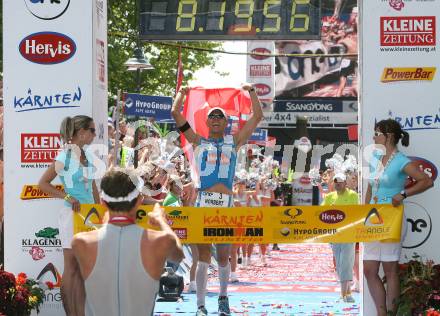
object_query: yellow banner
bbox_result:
[74,204,403,243]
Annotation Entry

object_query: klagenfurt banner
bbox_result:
[3,1,108,315]
[361,1,440,314]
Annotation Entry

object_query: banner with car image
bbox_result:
[75,204,403,244]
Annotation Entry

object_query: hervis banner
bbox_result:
[74,204,403,244]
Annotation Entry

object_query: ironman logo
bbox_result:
[19,32,76,65]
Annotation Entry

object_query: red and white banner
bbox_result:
[246,41,275,111]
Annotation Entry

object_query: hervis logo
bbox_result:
[364,208,384,227]
[19,32,76,65]
[319,209,346,224]
[381,67,436,82]
[21,184,64,200]
[250,47,271,60]
[406,156,438,189]
[254,83,271,96]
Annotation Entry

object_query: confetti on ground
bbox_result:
[155,244,360,315]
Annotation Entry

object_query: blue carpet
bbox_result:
[154,244,361,315]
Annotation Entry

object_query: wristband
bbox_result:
[64,194,72,202]
[178,121,191,133]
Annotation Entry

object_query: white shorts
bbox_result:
[58,206,74,249]
[363,213,407,262]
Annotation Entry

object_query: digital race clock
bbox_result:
[140,0,321,40]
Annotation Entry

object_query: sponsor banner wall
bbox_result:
[246,41,275,111]
[361,1,440,314]
[3,1,107,315]
[74,204,404,244]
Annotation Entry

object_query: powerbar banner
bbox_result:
[74,204,403,244]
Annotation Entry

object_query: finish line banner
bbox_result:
[74,204,403,244]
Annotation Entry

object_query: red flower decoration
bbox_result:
[16,273,27,286]
[45,281,55,290]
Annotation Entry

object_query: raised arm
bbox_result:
[234,83,264,148]
[171,87,200,145]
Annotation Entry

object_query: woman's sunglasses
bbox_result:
[374,131,384,137]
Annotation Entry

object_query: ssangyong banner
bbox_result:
[361,1,440,315]
[3,1,107,315]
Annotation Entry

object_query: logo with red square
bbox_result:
[380,16,436,47]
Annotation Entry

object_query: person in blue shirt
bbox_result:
[363,119,433,316]
[39,115,100,316]
[171,84,262,316]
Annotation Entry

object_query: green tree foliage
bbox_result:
[108,0,222,99]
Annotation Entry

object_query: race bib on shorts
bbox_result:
[198,191,231,207]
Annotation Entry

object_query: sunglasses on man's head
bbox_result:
[208,114,225,120]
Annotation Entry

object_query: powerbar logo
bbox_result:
[21,133,62,163]
[381,67,436,82]
[21,184,64,200]
[203,227,263,237]
[381,16,436,46]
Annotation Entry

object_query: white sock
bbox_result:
[218,263,230,296]
[196,261,209,307]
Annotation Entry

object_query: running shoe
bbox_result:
[195,306,208,316]
[344,294,355,303]
[218,296,231,315]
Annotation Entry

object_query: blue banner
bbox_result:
[124,93,172,120]
[274,99,344,112]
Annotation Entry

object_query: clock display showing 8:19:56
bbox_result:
[140,0,321,40]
